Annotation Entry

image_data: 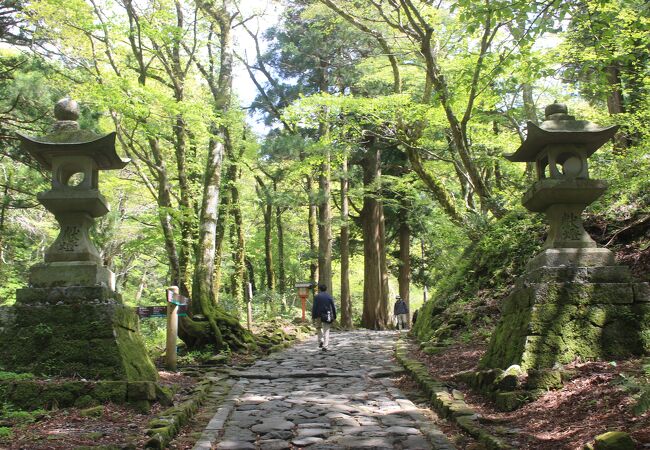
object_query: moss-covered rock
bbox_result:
[93,381,128,403]
[79,405,104,417]
[494,391,525,412]
[74,395,98,408]
[481,280,649,370]
[526,369,563,390]
[494,365,523,391]
[593,431,635,450]
[0,293,157,382]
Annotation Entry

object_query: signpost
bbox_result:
[295,282,313,322]
[134,286,191,371]
[136,304,188,318]
[165,286,180,370]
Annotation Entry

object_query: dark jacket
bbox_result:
[312,292,337,322]
[394,299,408,315]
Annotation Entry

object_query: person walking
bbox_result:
[312,284,337,351]
[394,295,409,330]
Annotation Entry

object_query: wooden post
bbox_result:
[246,282,253,331]
[166,286,179,371]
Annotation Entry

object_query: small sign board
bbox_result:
[137,304,189,318]
[136,306,167,318]
[166,290,190,306]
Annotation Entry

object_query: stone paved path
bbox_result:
[193,331,456,450]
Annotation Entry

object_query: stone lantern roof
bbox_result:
[16,98,129,170]
[505,103,619,162]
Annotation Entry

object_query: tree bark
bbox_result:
[318,151,333,291]
[189,135,224,308]
[276,201,286,293]
[245,257,257,295]
[0,173,10,267]
[182,0,254,351]
[221,125,246,313]
[398,218,410,320]
[307,175,318,283]
[522,82,538,178]
[360,136,389,329]
[317,62,333,291]
[340,155,352,329]
[212,180,230,303]
[229,154,246,314]
[605,65,628,152]
[256,177,275,291]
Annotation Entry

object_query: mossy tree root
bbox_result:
[179,304,254,352]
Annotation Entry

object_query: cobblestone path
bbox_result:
[193,330,455,450]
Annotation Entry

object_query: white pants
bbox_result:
[314,318,332,348]
[396,313,409,330]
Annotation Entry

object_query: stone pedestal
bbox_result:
[29,262,116,290]
[0,287,157,381]
[0,98,156,395]
[480,265,650,370]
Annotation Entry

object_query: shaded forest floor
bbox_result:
[409,341,650,449]
[0,371,196,449]
[405,210,650,449]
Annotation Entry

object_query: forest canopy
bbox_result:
[0,0,648,337]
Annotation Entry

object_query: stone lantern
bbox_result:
[478,103,650,372]
[0,99,158,385]
[17,98,128,290]
[505,102,619,269]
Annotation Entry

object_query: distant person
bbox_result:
[412,309,419,326]
[311,284,337,351]
[394,295,409,330]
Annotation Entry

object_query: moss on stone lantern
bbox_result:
[0,99,158,385]
[506,103,619,269]
[478,103,650,372]
[17,98,129,289]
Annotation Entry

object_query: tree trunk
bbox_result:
[134,268,148,303]
[398,219,410,321]
[189,135,224,309]
[0,174,10,267]
[228,142,246,313]
[149,137,183,289]
[182,0,254,351]
[317,62,333,291]
[276,202,286,293]
[245,257,256,295]
[416,22,505,219]
[174,113,193,296]
[212,181,230,303]
[340,156,352,329]
[360,137,389,329]
[318,149,332,291]
[307,175,319,283]
[605,65,628,152]
[522,82,538,178]
[405,146,464,227]
[256,177,275,291]
[263,200,275,290]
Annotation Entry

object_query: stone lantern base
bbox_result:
[29,261,116,290]
[0,286,157,382]
[480,263,650,370]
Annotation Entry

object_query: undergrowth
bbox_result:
[412,211,545,344]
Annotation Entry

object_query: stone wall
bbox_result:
[481,267,650,370]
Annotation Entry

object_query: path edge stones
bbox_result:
[191,379,245,450]
[144,373,232,449]
[395,338,512,450]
